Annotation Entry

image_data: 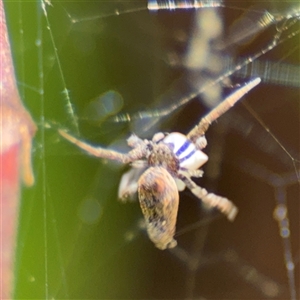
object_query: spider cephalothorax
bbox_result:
[148,137,180,174]
[59,77,261,250]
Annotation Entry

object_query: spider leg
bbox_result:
[179,175,238,221]
[127,134,144,148]
[187,77,261,144]
[131,160,148,169]
[181,169,204,178]
[118,168,145,202]
[58,130,147,164]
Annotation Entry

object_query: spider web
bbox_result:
[5,0,299,299]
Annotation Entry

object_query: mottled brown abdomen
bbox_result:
[138,167,179,250]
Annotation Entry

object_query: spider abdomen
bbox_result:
[138,167,179,250]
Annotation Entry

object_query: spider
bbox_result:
[58,77,261,250]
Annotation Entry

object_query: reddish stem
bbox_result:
[0,0,36,297]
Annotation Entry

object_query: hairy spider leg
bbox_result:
[179,174,238,221]
[187,77,261,144]
[58,129,147,164]
[182,169,204,178]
